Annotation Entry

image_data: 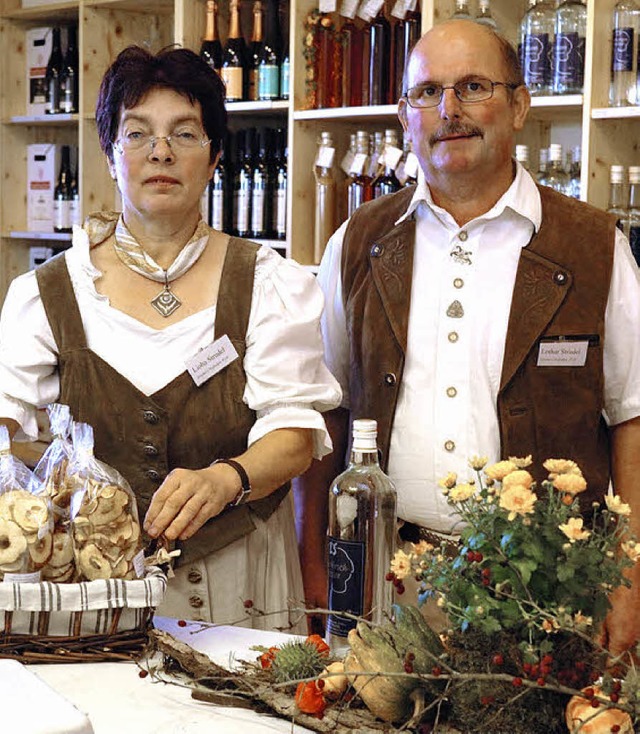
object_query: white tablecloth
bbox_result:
[24,618,314,734]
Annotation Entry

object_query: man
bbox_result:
[295,20,640,657]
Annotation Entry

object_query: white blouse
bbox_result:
[0,227,342,458]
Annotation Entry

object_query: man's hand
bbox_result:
[143,463,240,541]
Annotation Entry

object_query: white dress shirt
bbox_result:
[318,163,640,532]
[0,227,342,458]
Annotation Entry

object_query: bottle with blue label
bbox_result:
[258,0,282,100]
[609,0,639,106]
[553,0,587,95]
[521,0,555,96]
[326,419,397,657]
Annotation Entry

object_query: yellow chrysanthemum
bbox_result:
[411,540,434,556]
[508,455,533,469]
[502,470,534,490]
[622,540,640,562]
[559,517,591,542]
[438,472,457,490]
[485,460,518,482]
[468,455,488,471]
[390,549,413,580]
[543,458,583,477]
[605,494,632,516]
[553,473,587,496]
[499,485,537,521]
[449,483,476,503]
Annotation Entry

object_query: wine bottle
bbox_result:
[373,129,402,198]
[628,166,640,266]
[200,1,223,74]
[221,0,247,102]
[53,145,72,233]
[609,1,639,106]
[45,27,64,115]
[327,419,397,658]
[341,0,364,107]
[553,1,587,95]
[234,128,255,237]
[211,135,232,233]
[251,128,271,238]
[69,149,81,228]
[272,128,288,241]
[258,0,282,100]
[607,164,627,231]
[248,1,264,101]
[347,130,373,216]
[521,0,555,96]
[60,25,78,114]
[368,6,390,106]
[280,47,290,101]
[314,131,337,264]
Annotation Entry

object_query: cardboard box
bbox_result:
[28,246,54,270]
[26,26,52,116]
[27,143,59,232]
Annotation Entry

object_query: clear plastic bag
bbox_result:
[68,423,143,581]
[0,425,52,579]
[32,404,76,583]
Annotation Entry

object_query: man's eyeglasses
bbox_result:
[113,129,212,155]
[403,77,520,108]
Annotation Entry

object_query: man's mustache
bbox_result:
[429,122,484,147]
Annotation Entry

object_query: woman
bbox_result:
[0,46,341,632]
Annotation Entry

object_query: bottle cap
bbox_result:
[515,144,529,163]
[610,164,625,184]
[628,166,640,184]
[352,419,378,451]
[548,143,563,162]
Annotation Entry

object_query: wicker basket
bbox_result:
[0,566,166,663]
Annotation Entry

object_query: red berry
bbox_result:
[467,551,475,562]
[591,699,600,708]
[481,567,491,578]
[431,666,442,677]
[611,725,621,733]
[589,671,600,682]
[584,687,595,699]
[610,692,620,703]
[316,679,325,690]
[541,664,552,676]
[492,654,504,666]
[404,662,414,674]
[396,583,405,595]
[406,652,416,662]
[177,619,187,627]
[482,578,491,586]
[575,661,586,672]
[542,654,553,666]
[523,662,532,674]
[138,669,149,679]
[243,599,254,608]
[512,677,523,687]
[385,572,395,581]
[530,664,540,678]
[537,677,546,687]
[474,552,483,562]
[612,681,622,693]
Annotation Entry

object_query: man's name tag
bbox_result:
[186,334,239,386]
[537,340,589,367]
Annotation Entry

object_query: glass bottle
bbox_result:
[348,130,373,216]
[251,128,271,239]
[515,143,530,171]
[272,128,287,241]
[521,0,555,96]
[69,150,81,229]
[373,129,402,198]
[545,143,569,193]
[314,131,337,264]
[368,7,390,106]
[403,136,419,188]
[341,3,364,107]
[567,145,581,199]
[200,0,223,75]
[258,0,282,101]
[607,164,627,232]
[389,8,405,105]
[45,27,64,115]
[60,25,78,114]
[53,145,72,233]
[609,1,639,106]
[326,419,397,658]
[394,0,421,102]
[234,128,255,238]
[451,0,472,20]
[536,147,549,185]
[476,0,498,29]
[553,0,587,95]
[280,45,290,101]
[247,1,264,101]
[368,130,385,183]
[221,0,247,102]
[211,135,232,233]
[628,166,640,266]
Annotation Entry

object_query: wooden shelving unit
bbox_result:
[0,0,638,296]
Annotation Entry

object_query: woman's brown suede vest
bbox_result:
[341,185,616,506]
[35,237,288,564]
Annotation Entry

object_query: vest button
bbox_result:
[188,569,202,584]
[446,386,457,398]
[448,331,459,343]
[458,231,468,242]
[145,469,161,482]
[453,278,464,289]
[189,595,204,608]
[143,410,159,425]
[444,440,455,452]
[553,270,568,285]
[143,444,159,457]
[370,243,384,257]
[384,373,397,386]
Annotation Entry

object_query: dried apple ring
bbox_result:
[12,494,49,535]
[28,532,53,566]
[0,518,28,568]
[78,543,112,581]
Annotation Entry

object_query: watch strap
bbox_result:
[212,458,252,506]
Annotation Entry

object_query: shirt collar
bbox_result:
[395,160,542,233]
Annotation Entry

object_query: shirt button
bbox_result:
[458,231,468,241]
[188,569,203,584]
[143,410,159,425]
[189,595,204,609]
[384,373,397,386]
[143,444,159,457]
[453,278,464,289]
[448,331,459,343]
[444,440,455,452]
[446,386,457,398]
[145,469,161,482]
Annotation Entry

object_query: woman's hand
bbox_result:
[143,463,241,541]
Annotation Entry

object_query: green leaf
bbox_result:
[557,564,575,582]
[512,558,538,586]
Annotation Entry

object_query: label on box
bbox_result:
[27,143,58,232]
[26,27,52,116]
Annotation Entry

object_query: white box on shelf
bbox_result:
[27,143,59,233]
[29,246,54,270]
[26,27,52,116]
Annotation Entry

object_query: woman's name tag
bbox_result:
[186,334,239,386]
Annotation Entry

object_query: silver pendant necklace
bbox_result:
[151,271,182,317]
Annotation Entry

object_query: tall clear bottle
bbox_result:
[609,1,639,106]
[552,1,586,95]
[515,144,530,172]
[607,164,627,231]
[200,1,223,75]
[314,131,337,264]
[567,145,581,199]
[521,0,555,96]
[327,419,397,657]
[451,0,472,20]
[373,129,402,198]
[628,166,640,266]
[475,0,498,29]
[545,143,569,194]
[536,147,549,185]
[347,130,372,216]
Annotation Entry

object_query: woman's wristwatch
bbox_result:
[211,458,252,507]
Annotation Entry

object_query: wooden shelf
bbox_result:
[6,113,79,125]
[8,231,72,241]
[591,106,640,120]
[226,100,289,114]
[84,0,173,10]
[294,104,399,121]
[1,1,78,21]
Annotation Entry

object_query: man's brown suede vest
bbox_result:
[35,237,288,565]
[341,185,616,506]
